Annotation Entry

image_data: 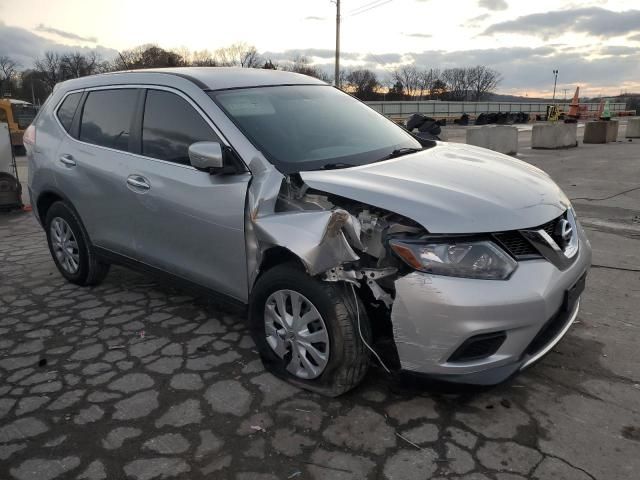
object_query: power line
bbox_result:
[349,0,392,16]
[348,0,387,15]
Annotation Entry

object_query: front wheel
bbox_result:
[249,263,371,396]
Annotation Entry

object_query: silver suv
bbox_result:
[26,68,591,395]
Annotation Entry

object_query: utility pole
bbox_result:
[552,69,558,102]
[334,0,341,88]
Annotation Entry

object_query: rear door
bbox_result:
[54,87,139,255]
[126,88,251,301]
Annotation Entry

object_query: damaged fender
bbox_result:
[252,209,360,276]
[244,162,365,288]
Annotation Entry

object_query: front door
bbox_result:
[126,88,250,302]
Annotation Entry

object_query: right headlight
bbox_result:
[389,238,517,280]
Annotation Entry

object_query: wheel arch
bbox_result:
[255,246,306,282]
[36,190,65,226]
[36,190,90,243]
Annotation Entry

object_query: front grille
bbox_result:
[448,331,507,363]
[493,213,566,260]
[494,231,539,258]
[538,216,561,238]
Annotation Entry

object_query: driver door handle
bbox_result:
[59,154,76,167]
[126,175,151,191]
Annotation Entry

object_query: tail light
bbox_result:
[23,124,36,148]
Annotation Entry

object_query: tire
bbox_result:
[249,263,371,397]
[45,201,110,286]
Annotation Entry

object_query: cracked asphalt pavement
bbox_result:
[1,132,639,479]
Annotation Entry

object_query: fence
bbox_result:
[365,101,629,119]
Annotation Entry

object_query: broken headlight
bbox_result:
[389,238,517,280]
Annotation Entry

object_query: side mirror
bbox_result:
[188,142,224,172]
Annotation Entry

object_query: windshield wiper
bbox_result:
[385,147,423,159]
[320,162,355,170]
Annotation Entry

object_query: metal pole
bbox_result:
[552,70,558,102]
[335,0,340,88]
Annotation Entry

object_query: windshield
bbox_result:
[210,85,422,173]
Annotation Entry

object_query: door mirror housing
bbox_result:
[189,142,225,173]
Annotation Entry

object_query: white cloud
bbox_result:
[479,0,508,11]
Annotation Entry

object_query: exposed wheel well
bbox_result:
[37,192,64,225]
[258,246,306,275]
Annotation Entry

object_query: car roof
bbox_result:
[57,67,327,91]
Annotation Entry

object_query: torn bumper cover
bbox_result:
[390,224,592,385]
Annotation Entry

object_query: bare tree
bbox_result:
[172,46,192,65]
[34,52,63,91]
[392,65,420,99]
[430,78,448,99]
[442,68,470,101]
[15,69,48,104]
[111,45,185,71]
[190,49,219,67]
[60,51,101,78]
[0,55,19,95]
[214,43,261,68]
[467,65,501,101]
[345,69,379,100]
[416,68,441,100]
[284,55,330,82]
[262,59,278,70]
[240,46,261,68]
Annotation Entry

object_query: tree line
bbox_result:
[0,43,501,104]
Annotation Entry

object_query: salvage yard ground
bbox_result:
[1,124,639,479]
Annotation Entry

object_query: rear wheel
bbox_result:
[249,263,371,396]
[45,201,110,286]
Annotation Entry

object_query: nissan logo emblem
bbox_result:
[554,219,573,248]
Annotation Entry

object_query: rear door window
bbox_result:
[142,89,218,165]
[56,92,82,133]
[80,89,138,151]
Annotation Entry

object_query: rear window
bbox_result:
[56,93,82,133]
[80,89,138,151]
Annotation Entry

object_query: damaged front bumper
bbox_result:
[390,226,592,385]
[244,159,592,387]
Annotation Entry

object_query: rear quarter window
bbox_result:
[56,92,82,133]
[80,89,138,152]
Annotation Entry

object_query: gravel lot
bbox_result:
[1,127,639,479]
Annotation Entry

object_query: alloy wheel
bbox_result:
[264,289,330,379]
[50,217,80,274]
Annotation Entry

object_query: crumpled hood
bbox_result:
[300,142,570,233]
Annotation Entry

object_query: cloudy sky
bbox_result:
[1,0,639,96]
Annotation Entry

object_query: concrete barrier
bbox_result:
[607,120,619,142]
[466,126,518,155]
[626,118,640,138]
[531,123,577,149]
[584,121,619,144]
